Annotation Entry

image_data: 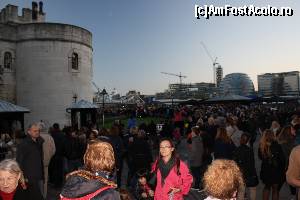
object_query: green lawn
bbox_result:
[101,116,164,129]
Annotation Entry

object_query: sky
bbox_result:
[1,0,299,95]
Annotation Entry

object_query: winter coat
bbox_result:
[64,136,82,160]
[51,131,66,156]
[40,132,56,167]
[205,124,218,141]
[152,160,193,200]
[16,136,44,181]
[128,137,153,173]
[189,136,204,167]
[279,137,295,170]
[61,170,120,200]
[108,135,124,170]
[0,184,44,200]
[214,139,236,160]
[258,141,285,185]
[233,144,258,187]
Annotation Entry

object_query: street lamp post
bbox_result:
[72,93,78,103]
[100,88,107,127]
[169,90,174,107]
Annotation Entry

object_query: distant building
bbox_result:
[219,73,255,96]
[93,90,145,106]
[156,82,216,99]
[215,65,223,88]
[258,71,300,96]
[123,90,145,106]
[0,3,93,126]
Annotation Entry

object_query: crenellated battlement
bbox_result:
[0,2,45,24]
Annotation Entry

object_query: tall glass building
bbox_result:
[219,73,255,96]
[216,65,223,88]
[258,71,300,96]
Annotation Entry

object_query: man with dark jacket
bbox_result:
[16,122,44,197]
[49,123,66,188]
[64,128,83,173]
[233,133,258,200]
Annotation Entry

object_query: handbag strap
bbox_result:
[60,186,112,200]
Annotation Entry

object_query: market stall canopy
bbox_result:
[179,98,204,106]
[66,99,98,112]
[206,94,252,102]
[0,100,30,113]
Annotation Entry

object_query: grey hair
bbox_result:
[37,121,47,133]
[28,122,41,129]
[0,159,25,186]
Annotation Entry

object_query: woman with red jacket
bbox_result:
[152,138,193,200]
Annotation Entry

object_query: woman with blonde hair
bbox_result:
[60,140,120,200]
[0,159,43,200]
[258,129,285,200]
[203,159,244,200]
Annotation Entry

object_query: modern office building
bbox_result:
[219,73,255,96]
[215,65,223,88]
[258,71,300,96]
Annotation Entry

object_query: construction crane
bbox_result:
[200,41,219,85]
[161,72,187,86]
[92,81,101,95]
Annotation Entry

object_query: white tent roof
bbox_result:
[0,100,30,113]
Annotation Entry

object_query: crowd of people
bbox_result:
[1,102,300,200]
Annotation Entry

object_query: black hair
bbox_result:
[53,123,60,130]
[136,168,148,178]
[156,138,181,175]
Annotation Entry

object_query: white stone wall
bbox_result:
[0,10,94,127]
[16,40,93,126]
[10,23,93,127]
[0,40,17,103]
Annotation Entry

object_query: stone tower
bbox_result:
[0,2,93,126]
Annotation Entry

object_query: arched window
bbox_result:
[4,52,12,69]
[71,52,79,70]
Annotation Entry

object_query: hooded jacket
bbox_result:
[61,170,120,200]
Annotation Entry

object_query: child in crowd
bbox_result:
[135,169,154,200]
[119,188,133,200]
